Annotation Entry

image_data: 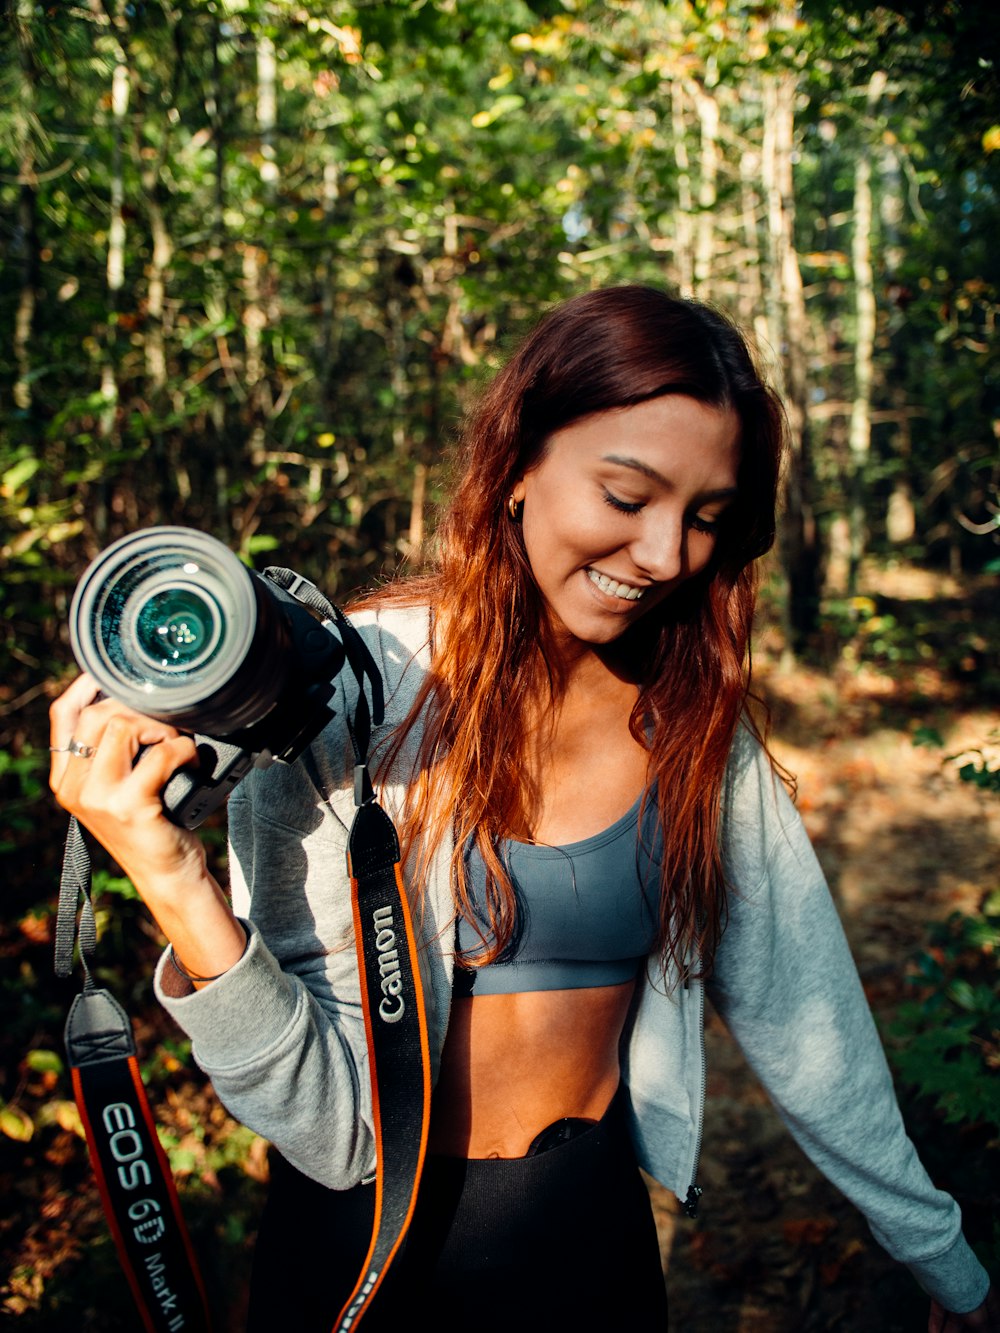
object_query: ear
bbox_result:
[511,478,526,503]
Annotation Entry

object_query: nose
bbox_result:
[629,515,685,583]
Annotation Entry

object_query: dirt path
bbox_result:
[648,667,1000,1331]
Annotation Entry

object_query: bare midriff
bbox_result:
[425,640,650,1159]
[428,980,637,1159]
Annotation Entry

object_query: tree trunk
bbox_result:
[257,33,278,188]
[738,143,768,347]
[847,71,886,593]
[12,5,40,438]
[691,81,719,301]
[96,16,130,539]
[879,138,916,547]
[762,67,820,656]
[206,16,229,527]
[671,82,695,297]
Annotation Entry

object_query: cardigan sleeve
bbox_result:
[707,728,989,1313]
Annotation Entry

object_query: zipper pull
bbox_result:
[683,1184,703,1219]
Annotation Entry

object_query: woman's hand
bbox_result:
[49,673,246,985]
[930,1287,1000,1332]
[50,673,207,896]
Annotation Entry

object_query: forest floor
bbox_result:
[3,565,999,1330]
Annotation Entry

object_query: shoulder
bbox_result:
[720,721,805,889]
[346,602,432,675]
[342,602,433,729]
[722,722,794,822]
[231,603,434,822]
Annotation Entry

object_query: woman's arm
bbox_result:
[930,1286,999,1332]
[709,728,991,1317]
[50,670,376,1188]
[49,673,247,984]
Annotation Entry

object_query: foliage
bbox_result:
[889,890,1000,1133]
[884,738,1000,1273]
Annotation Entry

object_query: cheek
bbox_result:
[688,533,719,576]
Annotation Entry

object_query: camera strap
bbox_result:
[264,574,433,1329]
[55,818,214,1333]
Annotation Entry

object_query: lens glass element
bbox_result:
[69,528,265,727]
[133,586,222,672]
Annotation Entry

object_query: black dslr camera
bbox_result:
[69,527,369,829]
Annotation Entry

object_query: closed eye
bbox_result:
[689,512,723,536]
[602,489,644,517]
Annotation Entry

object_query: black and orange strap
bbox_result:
[66,985,213,1333]
[333,798,432,1329]
[321,604,433,1330]
[56,806,213,1333]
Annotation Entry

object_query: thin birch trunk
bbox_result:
[738,144,768,348]
[96,23,130,538]
[691,82,719,300]
[671,83,694,297]
[847,71,886,592]
[762,67,820,655]
[206,17,228,525]
[257,34,278,188]
[12,10,39,428]
[879,136,916,545]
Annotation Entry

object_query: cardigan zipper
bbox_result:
[682,976,706,1218]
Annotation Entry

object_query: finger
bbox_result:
[82,713,189,791]
[129,734,200,794]
[53,709,186,817]
[70,735,195,839]
[49,673,103,783]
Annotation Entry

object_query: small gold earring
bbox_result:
[508,494,522,521]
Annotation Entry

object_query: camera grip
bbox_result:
[166,737,255,829]
[138,736,254,830]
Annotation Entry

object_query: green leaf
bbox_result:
[1,456,42,495]
[471,94,525,128]
[25,1049,64,1075]
[0,1104,34,1142]
[912,727,946,749]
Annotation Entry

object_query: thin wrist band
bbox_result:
[167,946,231,985]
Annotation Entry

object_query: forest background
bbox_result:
[1,0,998,1328]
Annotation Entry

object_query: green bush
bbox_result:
[889,890,1000,1133]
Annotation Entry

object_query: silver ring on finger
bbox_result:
[49,737,97,759]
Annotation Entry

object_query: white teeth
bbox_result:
[587,569,645,601]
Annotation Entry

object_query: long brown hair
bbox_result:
[366,285,785,980]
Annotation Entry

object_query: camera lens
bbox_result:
[133,586,221,672]
[70,528,291,734]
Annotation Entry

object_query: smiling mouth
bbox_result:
[586,568,646,601]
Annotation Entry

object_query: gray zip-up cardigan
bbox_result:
[155,604,990,1313]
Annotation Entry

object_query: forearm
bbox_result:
[142,870,247,992]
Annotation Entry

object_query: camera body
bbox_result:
[70,528,349,829]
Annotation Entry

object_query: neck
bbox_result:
[538,627,644,700]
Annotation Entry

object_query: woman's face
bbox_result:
[512,395,741,651]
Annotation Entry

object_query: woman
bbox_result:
[51,287,995,1330]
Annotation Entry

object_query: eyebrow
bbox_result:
[601,453,739,501]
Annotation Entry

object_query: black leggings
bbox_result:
[248,1093,668,1331]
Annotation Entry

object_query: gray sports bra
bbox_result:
[453,791,661,996]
